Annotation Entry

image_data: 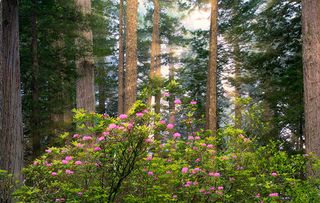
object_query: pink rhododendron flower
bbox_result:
[159,120,166,124]
[82,136,92,141]
[173,132,181,139]
[65,169,74,175]
[271,172,277,177]
[195,158,201,163]
[190,100,197,105]
[181,167,189,174]
[55,198,65,202]
[45,161,52,167]
[73,134,80,138]
[33,161,39,166]
[269,193,279,197]
[192,146,198,151]
[102,131,109,136]
[184,181,192,187]
[192,168,201,174]
[167,123,174,129]
[145,138,153,143]
[146,156,153,161]
[166,170,172,174]
[163,92,170,97]
[127,123,134,129]
[217,186,223,190]
[256,193,261,198]
[209,187,215,191]
[188,136,194,140]
[172,195,177,199]
[119,114,128,119]
[147,171,154,176]
[76,143,84,148]
[94,147,102,152]
[195,136,201,140]
[143,109,149,113]
[75,161,82,165]
[98,136,105,141]
[136,112,144,117]
[62,160,68,164]
[193,181,198,186]
[108,123,118,129]
[199,189,206,193]
[77,192,83,196]
[200,143,207,147]
[213,172,221,177]
[45,149,52,153]
[51,172,57,176]
[207,144,214,148]
[65,156,73,161]
[174,99,182,104]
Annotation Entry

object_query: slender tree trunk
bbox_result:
[153,0,161,114]
[75,0,95,112]
[302,0,320,177]
[205,0,218,136]
[0,0,24,201]
[124,0,138,113]
[118,0,125,114]
[234,42,242,129]
[31,0,41,158]
[168,47,175,124]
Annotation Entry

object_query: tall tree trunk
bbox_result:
[118,0,125,114]
[168,47,175,124]
[75,0,95,112]
[234,42,242,129]
[302,0,320,177]
[153,0,161,114]
[124,0,138,113]
[31,0,41,158]
[205,0,218,136]
[0,0,24,200]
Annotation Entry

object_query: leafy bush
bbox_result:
[15,100,320,202]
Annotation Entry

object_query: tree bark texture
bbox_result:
[75,0,95,112]
[124,0,138,113]
[302,0,320,177]
[118,0,125,114]
[0,0,24,193]
[205,0,218,136]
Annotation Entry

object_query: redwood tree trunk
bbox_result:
[75,0,95,112]
[124,0,138,113]
[153,0,161,114]
[302,0,320,177]
[205,0,218,136]
[118,0,125,114]
[0,0,24,198]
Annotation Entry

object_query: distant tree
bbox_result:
[206,0,218,135]
[124,0,139,113]
[75,0,95,112]
[0,0,24,200]
[118,0,125,114]
[149,0,161,113]
[302,0,320,176]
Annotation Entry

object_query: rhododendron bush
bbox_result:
[14,100,320,202]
